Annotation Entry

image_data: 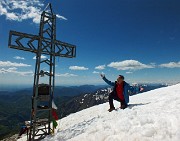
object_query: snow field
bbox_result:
[19,84,180,141]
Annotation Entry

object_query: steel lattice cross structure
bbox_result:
[8,3,76,141]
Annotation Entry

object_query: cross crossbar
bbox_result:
[9,30,76,58]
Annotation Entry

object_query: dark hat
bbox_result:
[119,75,124,80]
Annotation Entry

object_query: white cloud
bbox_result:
[56,73,77,77]
[0,67,17,73]
[14,56,25,60]
[33,55,47,60]
[93,71,100,74]
[108,60,154,70]
[56,14,67,20]
[0,67,33,76]
[95,65,106,70]
[0,0,67,24]
[159,62,180,68]
[0,0,42,23]
[69,66,89,71]
[126,72,133,74]
[0,61,31,67]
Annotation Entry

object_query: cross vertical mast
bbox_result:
[8,3,76,141]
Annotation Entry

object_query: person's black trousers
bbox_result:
[109,91,127,108]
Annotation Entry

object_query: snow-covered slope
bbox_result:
[19,84,180,141]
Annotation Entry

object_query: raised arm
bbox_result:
[101,74,115,86]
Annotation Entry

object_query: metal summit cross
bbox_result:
[8,3,76,141]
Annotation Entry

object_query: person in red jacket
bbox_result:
[101,74,143,112]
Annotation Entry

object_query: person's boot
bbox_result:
[120,104,127,109]
[108,107,115,112]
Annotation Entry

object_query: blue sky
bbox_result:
[0,0,180,87]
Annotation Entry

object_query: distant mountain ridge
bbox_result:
[0,85,106,96]
[55,85,106,96]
